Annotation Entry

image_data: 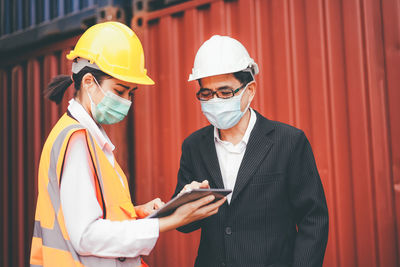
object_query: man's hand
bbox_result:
[135,198,165,218]
[158,195,226,232]
[178,180,210,196]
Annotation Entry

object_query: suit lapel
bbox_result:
[199,127,225,189]
[231,112,274,203]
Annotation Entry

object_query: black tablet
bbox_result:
[146,188,232,219]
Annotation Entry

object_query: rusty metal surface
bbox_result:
[0,0,399,266]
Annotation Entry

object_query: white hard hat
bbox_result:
[188,35,259,81]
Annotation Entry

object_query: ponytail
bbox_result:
[44,75,73,104]
[44,67,111,104]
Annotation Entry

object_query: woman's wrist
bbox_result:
[158,215,181,233]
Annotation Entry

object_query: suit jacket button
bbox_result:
[225,227,232,235]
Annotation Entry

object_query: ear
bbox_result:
[247,81,256,102]
[81,73,95,91]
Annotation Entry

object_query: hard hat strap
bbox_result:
[242,67,255,81]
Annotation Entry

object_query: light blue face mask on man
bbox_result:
[200,83,251,130]
[87,77,132,125]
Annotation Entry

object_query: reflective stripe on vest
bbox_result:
[30,114,144,267]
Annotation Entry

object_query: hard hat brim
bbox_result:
[113,72,155,85]
[188,62,259,82]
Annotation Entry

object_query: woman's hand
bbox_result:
[135,198,165,218]
[178,180,210,196]
[158,194,226,233]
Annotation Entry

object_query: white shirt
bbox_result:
[214,108,257,203]
[60,99,159,265]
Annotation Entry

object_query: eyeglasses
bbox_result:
[196,83,247,101]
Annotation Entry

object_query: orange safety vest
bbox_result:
[30,113,149,267]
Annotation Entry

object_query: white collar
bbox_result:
[214,108,257,146]
[67,99,115,152]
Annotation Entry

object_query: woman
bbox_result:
[30,22,225,267]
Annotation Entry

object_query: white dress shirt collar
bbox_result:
[214,108,257,153]
[67,98,115,152]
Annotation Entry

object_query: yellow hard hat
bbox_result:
[66,21,154,85]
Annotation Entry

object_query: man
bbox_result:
[173,35,329,267]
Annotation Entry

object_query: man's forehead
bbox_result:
[200,73,240,88]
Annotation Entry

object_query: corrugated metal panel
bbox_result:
[25,58,42,266]
[131,0,400,266]
[10,65,25,267]
[0,0,399,266]
[383,0,400,259]
[1,68,10,267]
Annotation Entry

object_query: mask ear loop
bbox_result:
[241,67,255,113]
[92,76,107,95]
[84,76,105,109]
[85,76,105,113]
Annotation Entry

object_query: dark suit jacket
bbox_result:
[173,111,329,267]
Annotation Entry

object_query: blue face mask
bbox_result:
[87,78,132,125]
[200,84,251,130]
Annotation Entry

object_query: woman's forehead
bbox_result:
[105,78,137,89]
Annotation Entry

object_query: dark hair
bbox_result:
[232,69,254,85]
[197,68,255,87]
[44,67,111,104]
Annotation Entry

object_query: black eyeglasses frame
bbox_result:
[196,83,248,101]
